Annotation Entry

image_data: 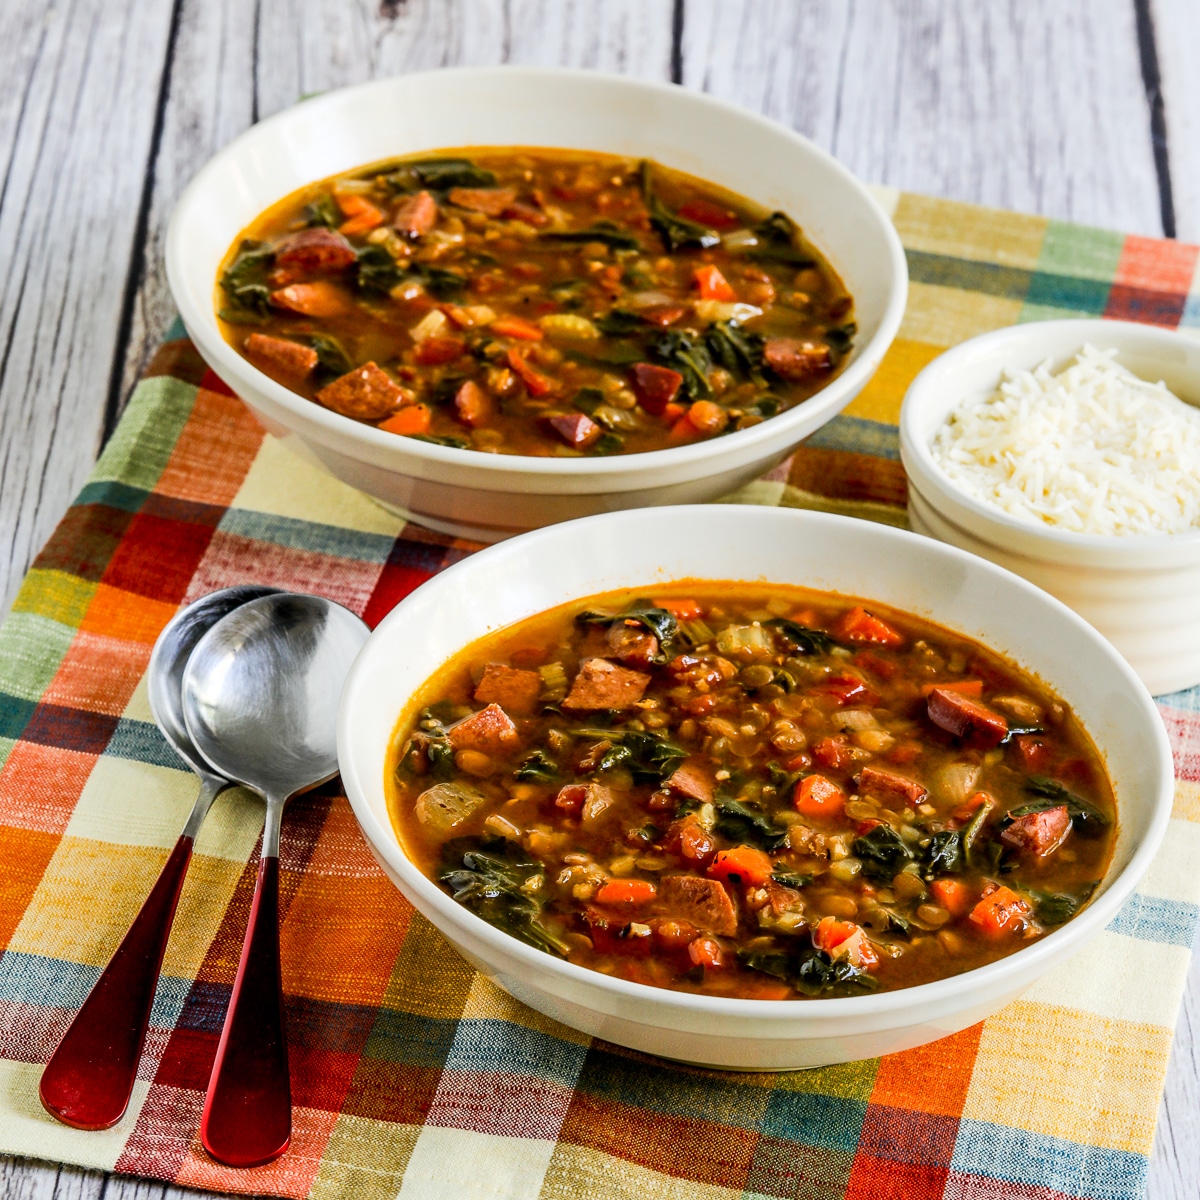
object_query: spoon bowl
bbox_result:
[181,592,370,1167]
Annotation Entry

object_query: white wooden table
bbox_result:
[3,2,1199,1196]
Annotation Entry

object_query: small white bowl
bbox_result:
[336,505,1171,1070]
[166,67,906,543]
[900,319,1200,695]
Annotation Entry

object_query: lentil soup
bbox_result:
[386,584,1116,1001]
[216,149,854,456]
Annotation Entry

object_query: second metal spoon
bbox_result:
[181,592,369,1168]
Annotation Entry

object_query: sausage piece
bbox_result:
[856,766,928,806]
[1001,805,1071,856]
[394,190,438,237]
[763,337,832,382]
[316,361,404,420]
[562,658,651,711]
[244,333,318,382]
[927,688,1009,748]
[447,703,520,755]
[274,227,357,275]
[665,759,714,804]
[658,874,737,936]
[605,621,659,668]
[473,663,541,716]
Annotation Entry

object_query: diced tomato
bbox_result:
[663,817,717,866]
[650,918,699,950]
[853,651,898,681]
[929,878,973,918]
[677,199,739,228]
[837,606,903,647]
[553,783,588,814]
[811,674,878,707]
[414,336,466,366]
[652,597,703,620]
[968,885,1031,937]
[490,315,544,340]
[687,937,726,969]
[812,735,854,770]
[681,693,717,717]
[507,347,557,396]
[793,774,846,819]
[920,679,984,698]
[377,404,431,436]
[707,845,774,887]
[812,917,878,968]
[630,362,684,415]
[1013,734,1054,772]
[584,908,650,957]
[594,879,657,908]
[694,264,736,301]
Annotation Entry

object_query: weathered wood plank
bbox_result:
[1152,0,1200,242]
[682,0,1166,237]
[0,0,179,617]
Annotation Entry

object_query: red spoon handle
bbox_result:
[200,854,290,1167]
[40,834,194,1129]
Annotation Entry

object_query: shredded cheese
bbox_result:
[930,344,1200,536]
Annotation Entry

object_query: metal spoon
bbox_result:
[39,585,281,1131]
[180,593,369,1168]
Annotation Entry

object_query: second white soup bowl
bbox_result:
[337,506,1171,1070]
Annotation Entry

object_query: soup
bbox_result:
[386,585,1115,1000]
[217,149,854,456]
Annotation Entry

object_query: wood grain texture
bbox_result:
[682,0,1166,237]
[0,0,178,619]
[1152,0,1200,242]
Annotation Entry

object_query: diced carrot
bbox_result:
[490,315,544,341]
[687,936,726,969]
[950,790,992,822]
[507,347,556,396]
[812,916,879,967]
[652,598,703,620]
[334,192,375,217]
[594,879,658,907]
[662,402,686,422]
[930,878,973,918]
[678,198,740,228]
[707,845,774,887]
[339,201,385,236]
[837,605,903,647]
[269,281,351,318]
[377,404,431,436]
[694,264,736,301]
[641,304,688,327]
[920,679,984,698]
[812,735,853,770]
[686,399,729,434]
[793,774,846,819]
[968,885,1031,937]
[668,415,698,442]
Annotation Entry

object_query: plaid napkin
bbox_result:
[2,188,1199,1200]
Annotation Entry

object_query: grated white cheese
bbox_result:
[930,344,1200,536]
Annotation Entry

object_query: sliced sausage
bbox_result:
[856,766,928,806]
[243,333,318,382]
[605,621,659,668]
[927,688,1009,748]
[394,190,438,237]
[665,759,714,804]
[274,227,357,275]
[1001,805,1071,856]
[763,337,832,382]
[658,874,737,936]
[473,663,542,716]
[316,361,404,420]
[447,703,520,755]
[447,186,518,216]
[561,658,651,711]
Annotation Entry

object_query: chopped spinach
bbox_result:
[826,322,857,358]
[219,240,274,315]
[738,948,792,981]
[514,748,559,783]
[385,157,496,193]
[420,265,469,300]
[573,727,688,783]
[597,744,633,773]
[652,331,713,400]
[1015,776,1110,836]
[593,432,625,455]
[705,321,766,386]
[766,762,803,796]
[595,309,647,337]
[571,387,606,416]
[852,823,914,881]
[765,618,838,656]
[304,195,341,228]
[742,211,816,267]
[1027,881,1098,926]
[963,797,997,870]
[308,334,353,378]
[542,221,642,251]
[575,604,679,651]
[740,936,877,996]
[770,870,813,890]
[924,829,964,876]
[714,795,788,852]
[439,838,567,956]
[639,160,721,252]
[355,244,407,293]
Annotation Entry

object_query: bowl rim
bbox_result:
[899,317,1200,553]
[336,504,1174,1024]
[167,64,908,480]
